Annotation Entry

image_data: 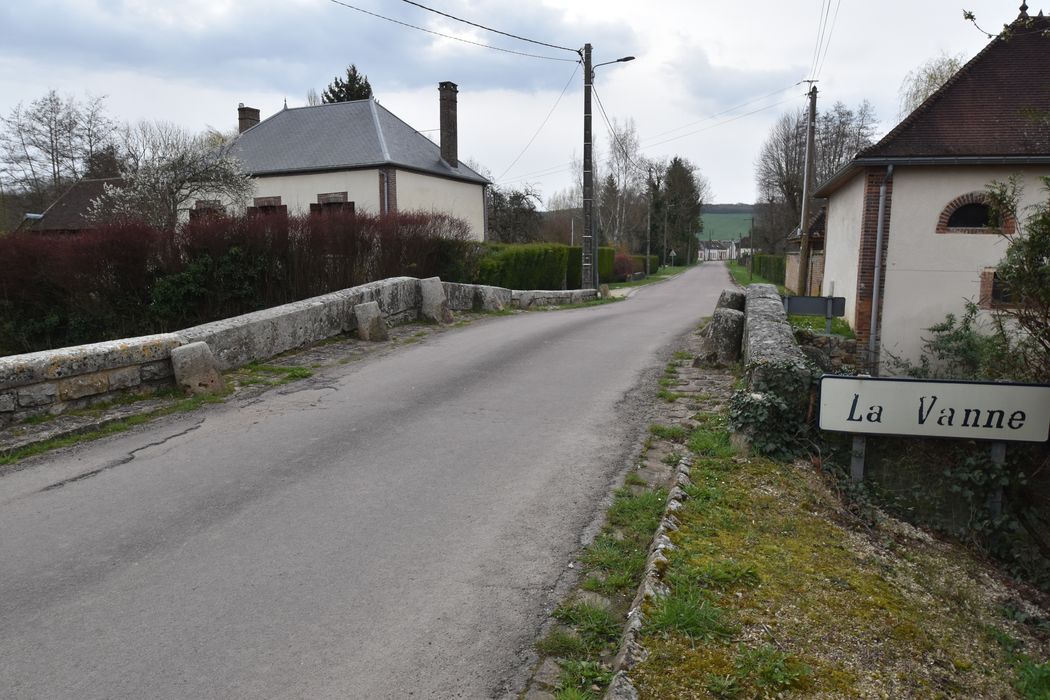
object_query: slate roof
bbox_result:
[816,12,1050,195]
[29,177,123,232]
[230,99,489,185]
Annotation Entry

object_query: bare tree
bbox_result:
[306,88,321,107]
[898,53,963,120]
[754,100,877,249]
[90,121,254,229]
[0,90,114,210]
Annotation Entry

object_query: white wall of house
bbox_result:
[394,170,486,240]
[249,170,382,215]
[878,166,1046,364]
[821,173,866,329]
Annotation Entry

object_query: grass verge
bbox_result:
[629,406,1050,698]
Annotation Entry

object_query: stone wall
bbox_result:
[794,328,859,372]
[0,278,597,426]
[742,284,814,388]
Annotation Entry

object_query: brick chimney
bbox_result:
[438,82,458,168]
[238,103,260,133]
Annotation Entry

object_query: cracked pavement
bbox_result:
[0,265,729,699]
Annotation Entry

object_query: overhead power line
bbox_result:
[642,81,803,143]
[497,62,581,182]
[808,0,832,79]
[591,85,647,176]
[815,0,843,79]
[326,0,577,62]
[399,0,578,53]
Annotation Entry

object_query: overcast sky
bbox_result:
[0,0,1028,205]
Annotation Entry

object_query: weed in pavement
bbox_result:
[553,602,620,652]
[536,629,588,659]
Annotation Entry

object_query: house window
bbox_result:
[189,199,223,220]
[979,267,1015,309]
[937,192,1014,235]
[247,196,287,218]
[309,191,355,214]
[947,202,990,228]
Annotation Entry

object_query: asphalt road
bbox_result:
[0,263,729,699]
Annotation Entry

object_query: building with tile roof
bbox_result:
[19,177,123,234]
[815,7,1050,369]
[224,82,490,239]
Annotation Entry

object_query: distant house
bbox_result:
[18,177,123,234]
[815,8,1050,369]
[699,239,738,261]
[225,81,490,239]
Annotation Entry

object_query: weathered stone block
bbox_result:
[171,342,224,395]
[140,360,174,382]
[353,301,388,341]
[696,307,744,365]
[419,277,453,324]
[474,284,511,311]
[107,366,142,391]
[0,391,15,412]
[17,382,57,408]
[56,373,109,401]
[716,287,746,312]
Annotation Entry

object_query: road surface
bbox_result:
[0,264,729,699]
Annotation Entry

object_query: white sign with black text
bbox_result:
[820,376,1050,443]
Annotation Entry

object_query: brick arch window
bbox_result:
[936,192,1015,235]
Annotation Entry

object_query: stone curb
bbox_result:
[604,457,693,699]
[1,411,155,459]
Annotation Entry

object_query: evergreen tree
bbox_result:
[321,65,373,103]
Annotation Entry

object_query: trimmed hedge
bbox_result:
[567,246,582,289]
[631,255,659,276]
[475,243,570,290]
[598,246,615,283]
[754,254,786,285]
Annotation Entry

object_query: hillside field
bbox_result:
[701,212,752,241]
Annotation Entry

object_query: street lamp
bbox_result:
[582,45,634,290]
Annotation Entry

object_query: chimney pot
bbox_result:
[438,82,458,168]
[238,105,261,133]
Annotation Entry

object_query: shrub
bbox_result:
[475,243,570,290]
[0,209,476,354]
[566,246,583,289]
[613,250,635,282]
[753,254,786,285]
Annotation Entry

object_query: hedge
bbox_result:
[753,254,786,285]
[0,210,478,354]
[475,243,570,290]
[631,255,660,276]
[567,246,582,289]
[598,246,615,283]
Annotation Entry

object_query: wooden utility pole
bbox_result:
[796,83,818,295]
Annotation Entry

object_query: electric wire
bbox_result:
[642,95,800,149]
[591,85,649,176]
[399,0,577,53]
[641,81,803,143]
[814,0,843,79]
[326,0,577,62]
[808,0,831,79]
[496,62,581,181]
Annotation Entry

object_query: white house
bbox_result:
[815,7,1050,370]
[218,82,490,239]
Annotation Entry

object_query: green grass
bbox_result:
[649,423,686,442]
[552,602,621,652]
[645,588,737,641]
[726,260,789,295]
[0,392,227,466]
[702,212,753,241]
[536,629,588,659]
[789,314,856,339]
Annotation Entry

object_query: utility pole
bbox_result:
[645,166,652,276]
[662,205,669,267]
[582,43,596,289]
[796,82,818,296]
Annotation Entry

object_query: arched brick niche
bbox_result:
[936,192,1015,235]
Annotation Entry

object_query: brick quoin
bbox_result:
[853,167,893,361]
[378,168,398,215]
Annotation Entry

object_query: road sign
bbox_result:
[820,375,1050,443]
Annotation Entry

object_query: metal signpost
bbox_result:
[668,249,677,266]
[783,295,846,336]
